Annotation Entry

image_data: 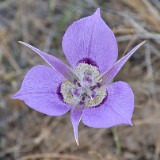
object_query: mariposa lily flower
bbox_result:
[13,8,145,145]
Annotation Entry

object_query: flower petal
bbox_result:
[100,41,146,84]
[70,106,84,145]
[82,81,134,128]
[12,65,71,116]
[62,8,118,73]
[19,41,78,83]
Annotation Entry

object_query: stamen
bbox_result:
[60,63,107,107]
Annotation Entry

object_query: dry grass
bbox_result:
[0,0,160,160]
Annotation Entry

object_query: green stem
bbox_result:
[111,127,122,156]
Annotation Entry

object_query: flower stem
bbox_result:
[111,127,122,156]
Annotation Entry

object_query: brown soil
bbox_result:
[0,0,160,160]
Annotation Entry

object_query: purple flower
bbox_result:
[13,9,145,145]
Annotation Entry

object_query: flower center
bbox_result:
[60,63,106,107]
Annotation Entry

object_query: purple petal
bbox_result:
[70,106,84,145]
[100,41,146,84]
[12,65,71,116]
[19,41,78,83]
[62,8,118,73]
[82,81,134,128]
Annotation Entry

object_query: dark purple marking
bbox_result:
[90,85,97,90]
[73,88,80,97]
[83,76,92,84]
[78,58,99,68]
[77,82,81,87]
[57,83,64,102]
[81,96,85,102]
[91,91,97,98]
[92,90,108,108]
[73,79,77,84]
[97,82,101,88]
[90,83,101,90]
[73,79,81,87]
[79,101,85,105]
[84,70,92,76]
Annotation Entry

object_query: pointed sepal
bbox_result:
[99,41,146,85]
[19,41,79,83]
[70,105,84,145]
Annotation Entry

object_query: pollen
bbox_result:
[60,63,107,107]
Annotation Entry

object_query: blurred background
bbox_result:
[0,0,160,160]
